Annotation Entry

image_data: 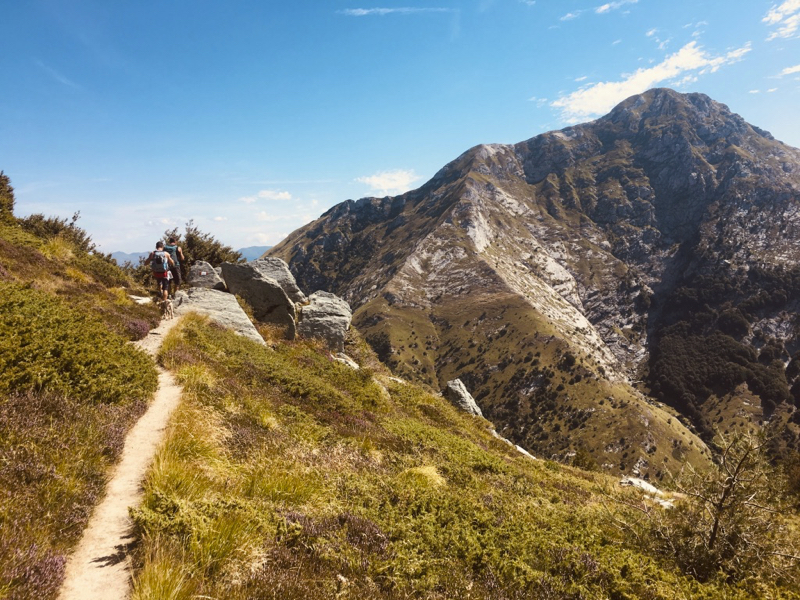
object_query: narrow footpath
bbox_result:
[58,316,182,600]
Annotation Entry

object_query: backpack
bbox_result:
[151,250,169,273]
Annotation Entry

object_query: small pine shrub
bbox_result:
[0,172,15,224]
[0,282,158,402]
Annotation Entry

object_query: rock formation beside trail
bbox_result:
[268,88,800,478]
[190,261,226,291]
[220,262,297,340]
[173,288,265,345]
[445,379,483,417]
[297,291,352,352]
[203,257,352,350]
[250,257,307,304]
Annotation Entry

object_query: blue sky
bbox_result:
[1,1,799,253]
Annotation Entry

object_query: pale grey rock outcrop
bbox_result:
[250,258,307,304]
[333,352,360,370]
[173,288,265,345]
[620,476,674,509]
[220,262,296,339]
[296,291,352,351]
[445,379,483,417]
[190,260,226,290]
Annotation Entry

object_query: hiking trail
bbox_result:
[58,315,182,600]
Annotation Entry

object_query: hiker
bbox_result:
[144,241,175,301]
[163,236,185,297]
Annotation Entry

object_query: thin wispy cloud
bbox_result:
[596,0,638,14]
[340,7,454,16]
[256,211,280,222]
[763,0,800,40]
[683,20,708,38]
[780,63,800,75]
[356,169,419,196]
[34,60,81,89]
[561,0,636,21]
[238,189,293,204]
[552,41,752,123]
[646,27,671,50]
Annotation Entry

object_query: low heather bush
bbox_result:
[0,391,148,599]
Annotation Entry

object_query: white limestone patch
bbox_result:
[620,476,674,509]
[464,208,493,252]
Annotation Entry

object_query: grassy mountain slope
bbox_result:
[0,213,160,599]
[130,314,799,599]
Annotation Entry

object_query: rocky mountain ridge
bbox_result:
[269,88,800,476]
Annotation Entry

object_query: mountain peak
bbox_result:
[599,87,775,143]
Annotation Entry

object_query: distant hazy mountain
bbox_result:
[237,246,272,261]
[269,88,800,477]
[110,251,148,265]
[111,246,271,264]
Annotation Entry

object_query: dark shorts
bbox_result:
[155,274,171,292]
[169,265,182,285]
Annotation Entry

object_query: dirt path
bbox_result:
[58,316,182,600]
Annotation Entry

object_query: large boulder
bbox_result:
[220,262,296,339]
[173,288,265,345]
[297,291,352,351]
[250,258,307,304]
[189,260,226,291]
[445,379,483,417]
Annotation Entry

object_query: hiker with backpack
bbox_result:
[163,236,185,297]
[144,241,176,301]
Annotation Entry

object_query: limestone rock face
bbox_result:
[189,261,226,291]
[220,262,296,339]
[250,257,307,304]
[173,288,265,345]
[445,379,483,417]
[297,291,351,351]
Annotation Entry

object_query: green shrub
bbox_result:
[19,212,97,254]
[625,433,798,587]
[163,220,244,268]
[0,172,14,224]
[0,282,158,402]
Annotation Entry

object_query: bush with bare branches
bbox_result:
[617,432,799,585]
